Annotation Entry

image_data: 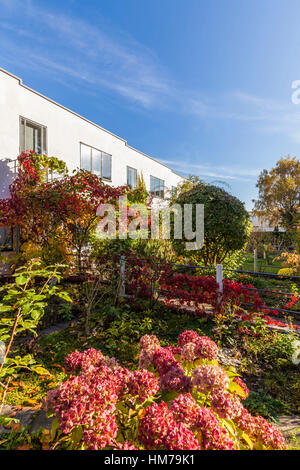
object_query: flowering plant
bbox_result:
[44,331,285,450]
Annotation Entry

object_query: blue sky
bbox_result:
[1,0,300,209]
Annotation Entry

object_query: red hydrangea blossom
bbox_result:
[64,348,105,373]
[128,369,159,402]
[44,371,119,449]
[253,416,286,450]
[163,422,200,450]
[159,364,192,393]
[192,364,230,393]
[178,330,200,346]
[138,401,200,450]
[139,335,160,349]
[193,336,218,361]
[233,407,256,436]
[210,390,243,419]
[180,342,197,362]
[152,348,178,375]
[138,402,176,449]
[169,393,201,430]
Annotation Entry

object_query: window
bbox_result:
[80,143,112,180]
[20,117,47,154]
[127,166,137,189]
[150,176,164,198]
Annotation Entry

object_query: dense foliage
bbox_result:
[253,156,300,230]
[172,182,250,266]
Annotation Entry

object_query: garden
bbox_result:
[0,152,299,451]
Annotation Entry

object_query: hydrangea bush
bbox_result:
[44,330,285,450]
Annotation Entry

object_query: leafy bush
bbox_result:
[44,330,285,450]
[244,390,286,420]
[0,260,72,408]
[171,182,250,266]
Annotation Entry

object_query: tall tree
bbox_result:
[253,156,300,229]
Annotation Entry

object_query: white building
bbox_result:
[0,67,184,200]
[250,215,285,232]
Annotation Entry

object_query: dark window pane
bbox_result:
[92,148,101,177]
[25,122,42,154]
[127,167,137,188]
[20,118,25,152]
[42,127,47,154]
[81,144,91,171]
[20,118,46,155]
[150,176,164,198]
[102,153,111,179]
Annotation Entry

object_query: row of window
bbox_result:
[19,116,166,198]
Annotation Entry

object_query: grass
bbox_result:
[241,253,283,274]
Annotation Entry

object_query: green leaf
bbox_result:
[222,418,237,438]
[71,426,83,446]
[15,275,28,286]
[0,305,11,313]
[32,365,50,375]
[241,432,253,449]
[228,380,247,399]
[51,417,60,439]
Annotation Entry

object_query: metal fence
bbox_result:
[119,257,300,317]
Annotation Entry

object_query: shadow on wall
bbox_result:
[0,159,16,199]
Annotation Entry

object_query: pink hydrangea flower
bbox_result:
[252,416,286,450]
[234,407,256,436]
[138,343,158,369]
[64,348,104,373]
[169,393,201,429]
[138,402,176,449]
[128,369,159,402]
[196,406,235,450]
[152,348,178,375]
[164,345,182,356]
[210,390,243,419]
[178,330,200,347]
[180,342,197,362]
[163,422,200,450]
[193,336,218,360]
[159,364,192,393]
[139,335,160,349]
[192,364,230,393]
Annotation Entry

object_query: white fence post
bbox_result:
[216,264,223,304]
[119,255,126,297]
[254,249,258,273]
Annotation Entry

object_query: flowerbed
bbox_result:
[44,330,285,450]
[125,257,299,329]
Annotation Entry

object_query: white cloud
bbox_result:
[159,159,260,182]
[0,0,172,108]
[2,0,300,145]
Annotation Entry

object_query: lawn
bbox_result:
[241,252,284,274]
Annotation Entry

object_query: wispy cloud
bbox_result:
[159,159,261,182]
[0,0,173,108]
[2,0,300,146]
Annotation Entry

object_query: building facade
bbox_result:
[250,215,285,232]
[0,67,184,200]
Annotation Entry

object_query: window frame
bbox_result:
[127,165,137,189]
[150,175,165,199]
[80,142,112,181]
[19,116,47,155]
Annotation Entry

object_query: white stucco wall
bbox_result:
[0,68,184,199]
